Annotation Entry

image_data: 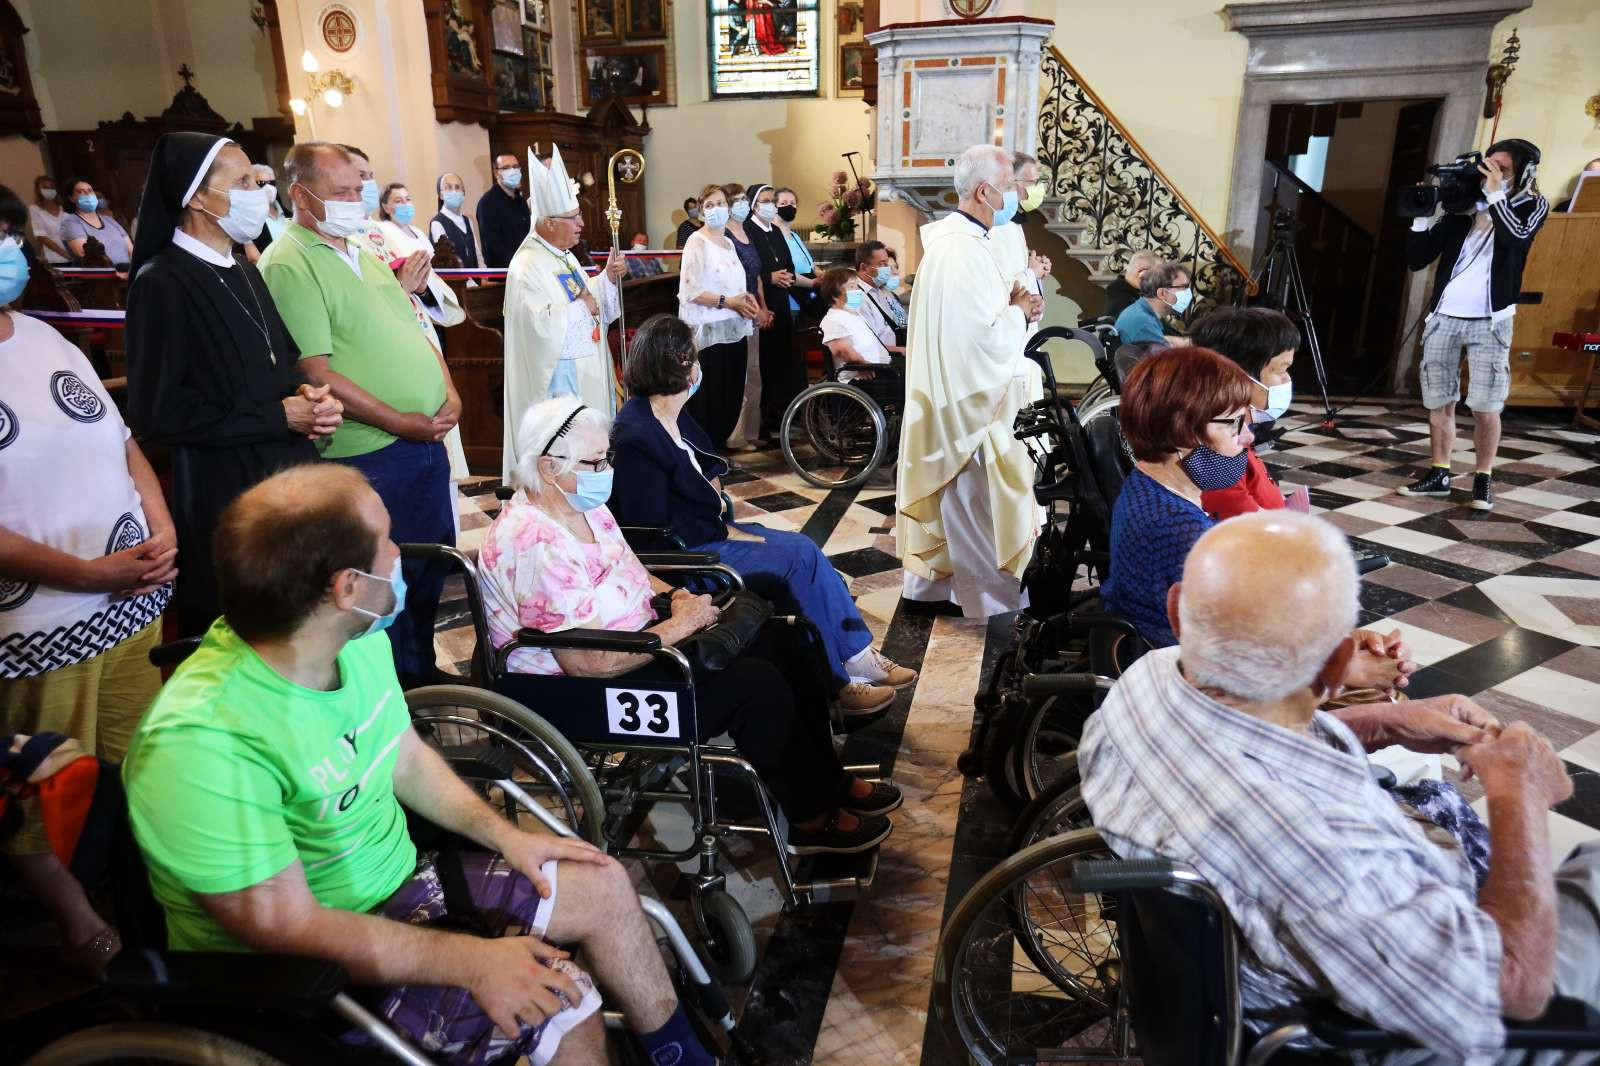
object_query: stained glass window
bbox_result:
[707,0,820,99]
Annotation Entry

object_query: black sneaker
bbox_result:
[1471,472,1494,511]
[841,781,903,817]
[1397,467,1452,498]
[785,811,892,855]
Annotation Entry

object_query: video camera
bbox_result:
[1393,151,1484,219]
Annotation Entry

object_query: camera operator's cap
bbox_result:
[1487,138,1541,186]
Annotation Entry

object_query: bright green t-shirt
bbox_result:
[258,224,447,459]
[122,620,418,952]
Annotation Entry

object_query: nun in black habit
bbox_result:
[125,132,343,635]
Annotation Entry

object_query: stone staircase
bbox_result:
[1039,201,1120,285]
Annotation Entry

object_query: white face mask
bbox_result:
[199,185,271,244]
[302,186,368,239]
[40,188,57,201]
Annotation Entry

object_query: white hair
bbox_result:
[953,145,1010,200]
[1178,512,1359,703]
[252,163,276,181]
[513,397,612,493]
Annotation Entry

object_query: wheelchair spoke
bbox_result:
[780,384,889,490]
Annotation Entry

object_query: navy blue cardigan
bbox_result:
[610,396,731,546]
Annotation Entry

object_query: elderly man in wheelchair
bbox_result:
[480,396,902,857]
[119,464,718,1066]
[1079,510,1600,1063]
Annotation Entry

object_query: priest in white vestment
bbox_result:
[986,151,1052,339]
[501,145,628,482]
[896,145,1047,618]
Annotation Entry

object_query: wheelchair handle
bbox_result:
[635,550,721,567]
[511,627,662,653]
[149,636,203,668]
[1019,673,1114,699]
[1069,858,1180,893]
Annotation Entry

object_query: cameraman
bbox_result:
[1399,139,1548,512]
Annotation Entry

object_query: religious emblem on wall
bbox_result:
[318,3,358,54]
[444,0,484,76]
[708,0,819,98]
[945,0,993,18]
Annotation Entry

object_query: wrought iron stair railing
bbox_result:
[1036,46,1253,308]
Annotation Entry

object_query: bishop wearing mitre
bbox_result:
[895,145,1046,618]
[501,144,628,481]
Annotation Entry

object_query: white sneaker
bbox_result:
[846,647,919,689]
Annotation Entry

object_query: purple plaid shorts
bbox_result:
[345,851,602,1066]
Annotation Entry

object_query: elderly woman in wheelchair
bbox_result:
[115,463,716,1066]
[607,314,917,717]
[481,396,901,857]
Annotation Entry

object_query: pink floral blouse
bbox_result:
[477,492,656,675]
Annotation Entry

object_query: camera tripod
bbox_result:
[1248,207,1336,426]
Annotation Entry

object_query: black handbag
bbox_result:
[681,590,772,671]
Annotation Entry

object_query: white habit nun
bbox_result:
[500,145,621,483]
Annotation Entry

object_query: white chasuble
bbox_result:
[501,235,620,482]
[895,212,1044,604]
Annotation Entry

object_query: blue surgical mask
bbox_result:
[885,273,902,292]
[874,266,892,287]
[360,178,380,215]
[702,205,730,228]
[265,214,290,240]
[0,237,29,307]
[1256,378,1293,422]
[987,186,1019,227]
[351,557,407,638]
[392,203,416,226]
[730,200,750,222]
[502,167,523,190]
[687,363,702,398]
[687,207,701,220]
[845,289,865,310]
[1181,445,1249,491]
[564,468,614,512]
[1166,287,1194,316]
[76,194,99,213]
[442,189,466,211]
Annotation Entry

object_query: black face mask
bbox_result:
[776,204,798,223]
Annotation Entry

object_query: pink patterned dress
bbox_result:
[477,493,656,675]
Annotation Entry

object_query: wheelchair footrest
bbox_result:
[791,847,880,903]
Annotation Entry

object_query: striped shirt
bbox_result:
[1078,647,1506,1062]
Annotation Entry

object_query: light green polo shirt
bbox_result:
[259,224,447,459]
[122,620,417,952]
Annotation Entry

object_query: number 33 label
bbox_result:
[605,688,681,739]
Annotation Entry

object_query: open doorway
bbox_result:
[1252,98,1441,394]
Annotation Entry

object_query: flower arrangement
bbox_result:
[814,169,876,241]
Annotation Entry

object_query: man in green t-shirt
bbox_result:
[259,140,459,692]
[122,464,715,1066]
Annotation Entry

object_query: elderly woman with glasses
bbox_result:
[1104,348,1415,693]
[476,396,901,856]
[610,315,917,717]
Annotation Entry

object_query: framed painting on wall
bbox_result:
[578,0,621,45]
[522,0,548,30]
[493,51,534,109]
[838,41,865,95]
[583,44,668,106]
[491,0,523,53]
[625,0,668,39]
[707,0,819,99]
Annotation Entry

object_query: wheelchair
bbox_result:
[399,540,884,985]
[778,328,903,490]
[12,643,752,1065]
[932,834,1600,1066]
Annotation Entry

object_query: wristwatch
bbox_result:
[717,294,726,309]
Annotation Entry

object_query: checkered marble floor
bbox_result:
[431,400,1600,1065]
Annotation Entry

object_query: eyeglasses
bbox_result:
[552,450,614,472]
[1210,412,1247,437]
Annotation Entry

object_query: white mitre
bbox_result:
[528,143,580,223]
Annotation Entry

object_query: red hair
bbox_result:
[1119,346,1253,461]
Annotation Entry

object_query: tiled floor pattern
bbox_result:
[428,402,1600,1065]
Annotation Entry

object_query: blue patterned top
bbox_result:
[1102,468,1213,648]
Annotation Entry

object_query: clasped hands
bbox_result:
[1010,281,1044,323]
[282,382,344,440]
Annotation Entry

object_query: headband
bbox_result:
[540,404,587,457]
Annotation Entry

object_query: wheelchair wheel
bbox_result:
[980,706,1027,814]
[1005,758,1089,854]
[1010,688,1098,806]
[931,830,1130,1066]
[779,383,887,490]
[23,1023,288,1065]
[692,888,757,985]
[407,684,606,845]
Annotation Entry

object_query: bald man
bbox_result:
[1103,248,1160,321]
[1081,511,1600,1063]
